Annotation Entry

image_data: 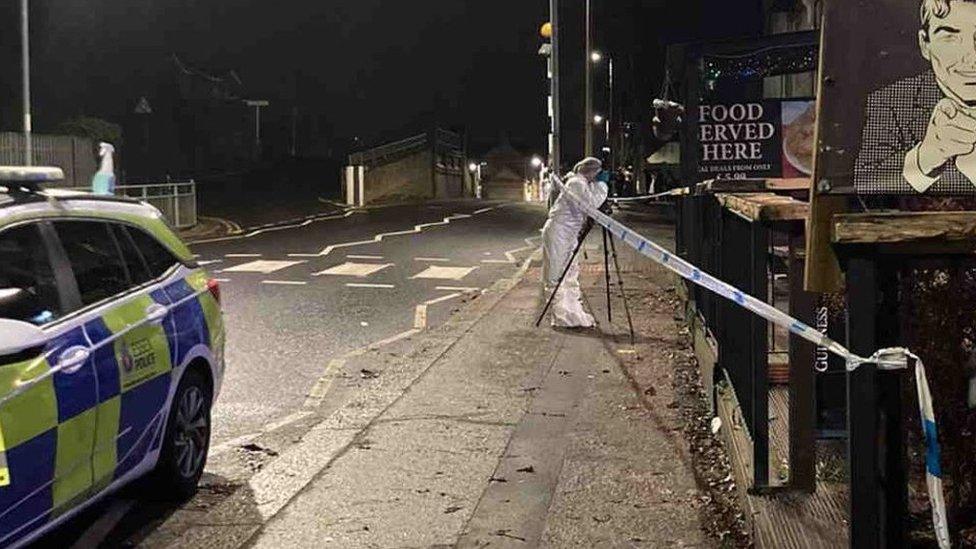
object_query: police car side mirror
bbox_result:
[0,318,47,363]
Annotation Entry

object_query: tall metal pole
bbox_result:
[255,104,261,149]
[550,0,561,177]
[584,0,593,157]
[608,56,614,169]
[21,0,33,166]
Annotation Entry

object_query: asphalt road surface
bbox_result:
[33,199,548,547]
[196,201,547,446]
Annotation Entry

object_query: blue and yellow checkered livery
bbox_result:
[0,269,222,547]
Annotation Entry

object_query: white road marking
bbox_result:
[304,358,347,406]
[346,283,395,289]
[347,254,384,260]
[224,260,305,274]
[314,262,393,277]
[225,253,262,258]
[473,206,496,214]
[414,292,462,329]
[435,286,480,292]
[298,210,493,258]
[413,306,427,329]
[210,410,314,457]
[414,257,450,262]
[262,280,308,286]
[213,278,231,283]
[503,235,543,264]
[192,210,361,245]
[303,328,422,409]
[481,259,513,264]
[411,265,478,280]
[198,259,223,266]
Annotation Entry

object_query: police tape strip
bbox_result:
[552,175,952,549]
[609,187,690,203]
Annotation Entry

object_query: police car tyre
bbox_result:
[154,368,212,500]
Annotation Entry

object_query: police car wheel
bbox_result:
[155,369,211,499]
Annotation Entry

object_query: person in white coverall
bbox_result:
[542,157,609,327]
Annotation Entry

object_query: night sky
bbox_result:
[2,1,549,154]
[0,1,762,158]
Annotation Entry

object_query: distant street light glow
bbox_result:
[531,156,543,168]
[469,162,478,173]
[593,114,604,124]
[591,51,602,63]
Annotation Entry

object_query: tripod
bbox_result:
[603,227,636,344]
[536,220,636,344]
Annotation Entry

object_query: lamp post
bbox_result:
[530,155,544,202]
[584,0,593,156]
[21,0,32,166]
[469,161,486,199]
[592,51,614,169]
[549,0,561,176]
[593,114,608,148]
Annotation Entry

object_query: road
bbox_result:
[197,200,546,446]
[34,199,548,547]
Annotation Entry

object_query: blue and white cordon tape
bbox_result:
[552,175,951,548]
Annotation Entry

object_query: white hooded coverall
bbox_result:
[541,162,608,327]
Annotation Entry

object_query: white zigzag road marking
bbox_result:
[300,210,494,257]
[193,210,360,245]
[499,236,543,264]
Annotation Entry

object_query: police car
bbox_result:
[0,166,225,547]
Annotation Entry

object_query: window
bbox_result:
[0,224,62,325]
[55,221,130,306]
[113,225,153,286]
[124,227,179,279]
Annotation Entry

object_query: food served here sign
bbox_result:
[693,98,815,180]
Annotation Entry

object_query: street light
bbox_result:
[594,115,609,149]
[469,161,486,199]
[531,156,543,168]
[592,51,615,169]
[21,0,32,165]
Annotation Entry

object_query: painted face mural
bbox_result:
[921,1,976,106]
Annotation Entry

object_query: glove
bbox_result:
[598,199,614,215]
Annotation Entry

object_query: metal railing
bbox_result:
[117,181,197,229]
[67,181,197,229]
[677,188,817,493]
[348,133,428,167]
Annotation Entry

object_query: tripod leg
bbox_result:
[536,224,593,327]
[602,228,612,322]
[607,234,636,344]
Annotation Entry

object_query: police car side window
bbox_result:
[112,225,153,286]
[125,227,179,278]
[0,225,62,326]
[0,224,63,325]
[55,221,130,306]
